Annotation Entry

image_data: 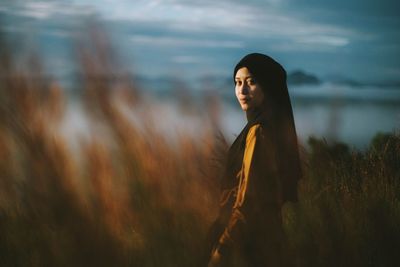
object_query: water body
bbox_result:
[221,84,400,149]
[61,83,400,151]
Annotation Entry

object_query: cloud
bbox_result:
[0,1,95,20]
[1,0,398,81]
[85,0,358,53]
[1,0,360,52]
[16,2,55,20]
[130,35,244,48]
[295,35,349,47]
[288,0,400,18]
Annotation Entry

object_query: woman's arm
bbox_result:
[213,123,270,254]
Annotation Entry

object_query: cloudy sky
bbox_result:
[1,0,399,84]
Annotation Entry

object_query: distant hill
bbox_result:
[287,70,321,85]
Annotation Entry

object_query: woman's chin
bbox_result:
[240,104,249,111]
[242,105,257,112]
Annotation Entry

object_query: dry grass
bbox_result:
[0,29,226,267]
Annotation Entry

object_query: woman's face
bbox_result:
[235,67,264,111]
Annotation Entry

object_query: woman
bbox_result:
[206,53,302,267]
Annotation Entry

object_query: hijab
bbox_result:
[232,53,302,203]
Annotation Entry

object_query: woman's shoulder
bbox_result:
[246,123,267,145]
[247,120,269,137]
[247,124,261,138]
[230,118,271,150]
[246,119,275,147]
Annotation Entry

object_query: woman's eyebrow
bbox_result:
[235,76,253,80]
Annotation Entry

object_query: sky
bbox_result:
[0,0,399,84]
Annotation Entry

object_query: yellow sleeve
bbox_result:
[216,124,260,250]
[233,124,259,209]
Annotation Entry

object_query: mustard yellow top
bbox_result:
[217,124,261,248]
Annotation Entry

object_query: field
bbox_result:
[1,31,400,267]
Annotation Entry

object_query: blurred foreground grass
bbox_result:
[1,29,400,267]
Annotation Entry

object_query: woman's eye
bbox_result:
[236,81,242,86]
[247,79,255,85]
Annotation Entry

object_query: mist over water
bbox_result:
[292,101,399,148]
[225,86,400,149]
[62,82,400,150]
[221,100,399,149]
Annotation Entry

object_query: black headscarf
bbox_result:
[233,53,302,203]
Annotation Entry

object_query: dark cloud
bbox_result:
[289,0,400,18]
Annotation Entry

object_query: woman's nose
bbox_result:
[240,84,249,95]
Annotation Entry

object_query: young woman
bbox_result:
[206,53,302,267]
